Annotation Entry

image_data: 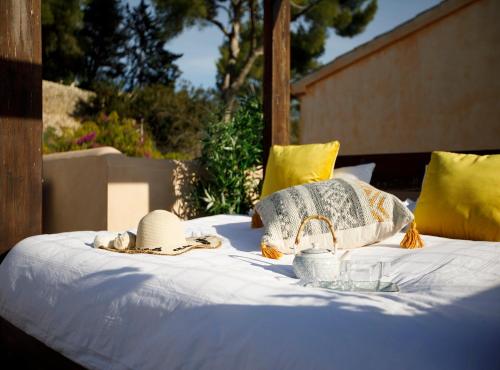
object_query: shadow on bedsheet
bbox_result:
[228,254,295,278]
[214,222,262,253]
[155,285,500,370]
[68,267,154,306]
[214,221,294,278]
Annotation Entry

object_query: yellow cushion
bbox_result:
[261,141,340,198]
[414,151,500,241]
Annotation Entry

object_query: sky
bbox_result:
[133,0,443,89]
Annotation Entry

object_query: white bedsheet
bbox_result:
[1,215,500,370]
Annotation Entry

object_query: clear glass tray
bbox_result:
[303,280,399,293]
[348,281,399,293]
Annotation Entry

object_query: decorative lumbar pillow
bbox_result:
[332,162,376,183]
[252,141,340,228]
[255,178,421,259]
[415,151,500,241]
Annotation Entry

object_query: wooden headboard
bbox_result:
[335,149,500,200]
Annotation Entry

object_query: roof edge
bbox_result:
[291,0,479,96]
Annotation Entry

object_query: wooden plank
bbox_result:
[0,316,85,369]
[0,0,42,254]
[263,0,290,169]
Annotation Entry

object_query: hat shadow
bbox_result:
[214,221,263,253]
[214,221,295,278]
[228,254,295,278]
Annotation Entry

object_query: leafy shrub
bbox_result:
[132,84,216,157]
[76,82,216,158]
[192,96,263,215]
[43,111,171,158]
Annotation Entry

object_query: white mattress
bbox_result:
[1,215,500,370]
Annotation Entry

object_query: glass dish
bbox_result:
[300,260,399,293]
[303,280,399,292]
[349,281,399,292]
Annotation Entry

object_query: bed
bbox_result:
[1,214,500,370]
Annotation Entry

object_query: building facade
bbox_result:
[292,0,500,155]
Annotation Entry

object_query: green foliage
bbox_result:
[79,0,128,88]
[76,81,133,118]
[41,1,208,159]
[42,0,181,91]
[42,0,83,83]
[152,0,208,38]
[43,112,168,159]
[193,96,263,215]
[125,0,181,89]
[291,0,378,77]
[129,84,216,156]
[154,0,378,97]
[76,82,216,157]
[335,0,378,37]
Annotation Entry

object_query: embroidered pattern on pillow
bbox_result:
[255,178,413,255]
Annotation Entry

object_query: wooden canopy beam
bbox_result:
[0,0,42,255]
[263,0,290,169]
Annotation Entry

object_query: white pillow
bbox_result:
[404,198,417,213]
[332,163,376,183]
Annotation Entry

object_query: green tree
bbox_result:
[42,0,83,83]
[79,0,129,88]
[129,84,216,156]
[76,82,216,157]
[291,0,378,76]
[153,0,377,113]
[125,0,182,90]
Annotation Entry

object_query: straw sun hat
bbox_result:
[97,210,221,256]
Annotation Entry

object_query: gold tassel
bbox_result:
[261,243,283,259]
[251,212,264,229]
[400,220,424,249]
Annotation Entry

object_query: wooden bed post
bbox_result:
[263,0,290,170]
[0,0,42,255]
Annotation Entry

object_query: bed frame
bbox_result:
[2,0,499,367]
[335,149,500,200]
[2,149,499,369]
[0,317,84,369]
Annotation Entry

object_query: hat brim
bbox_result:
[99,235,222,256]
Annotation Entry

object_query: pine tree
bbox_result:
[154,0,378,113]
[42,0,83,83]
[79,0,128,88]
[125,0,181,90]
